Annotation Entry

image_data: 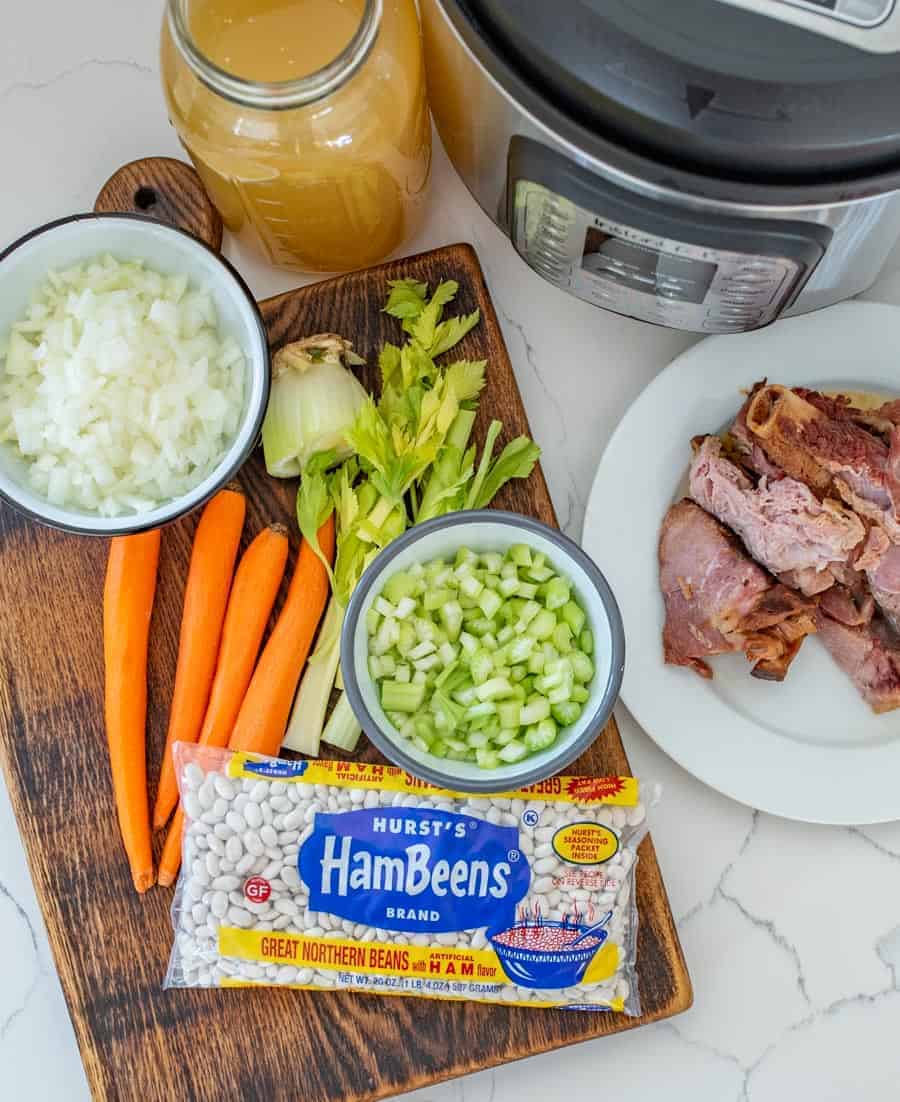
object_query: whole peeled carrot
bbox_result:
[104,530,161,894]
[157,524,290,887]
[228,514,335,759]
[153,485,246,829]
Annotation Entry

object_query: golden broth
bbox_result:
[161,0,431,272]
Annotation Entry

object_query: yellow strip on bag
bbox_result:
[227,752,639,806]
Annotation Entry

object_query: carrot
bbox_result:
[227,514,335,759]
[153,485,246,830]
[157,524,290,887]
[104,530,161,894]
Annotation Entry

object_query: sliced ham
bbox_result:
[659,500,817,681]
[815,607,900,714]
[744,384,900,540]
[866,541,900,634]
[688,435,865,597]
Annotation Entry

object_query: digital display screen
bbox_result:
[581,227,717,305]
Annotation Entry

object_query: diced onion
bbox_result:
[0,254,245,515]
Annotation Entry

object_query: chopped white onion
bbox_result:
[0,254,245,516]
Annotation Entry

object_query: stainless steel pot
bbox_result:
[422,0,900,333]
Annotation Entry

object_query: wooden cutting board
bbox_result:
[0,164,690,1102]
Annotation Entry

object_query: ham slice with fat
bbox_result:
[688,435,865,597]
[659,500,817,681]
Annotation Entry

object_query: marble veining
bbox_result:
[2,3,900,1098]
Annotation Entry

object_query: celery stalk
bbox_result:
[321,691,363,752]
[282,598,344,754]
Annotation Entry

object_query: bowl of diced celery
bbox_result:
[340,510,624,792]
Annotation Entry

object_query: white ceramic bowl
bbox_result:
[0,213,269,534]
[340,510,625,793]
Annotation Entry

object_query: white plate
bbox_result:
[583,300,900,825]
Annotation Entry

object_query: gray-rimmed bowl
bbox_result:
[0,212,269,535]
[340,510,625,793]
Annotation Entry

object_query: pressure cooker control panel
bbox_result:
[508,139,832,334]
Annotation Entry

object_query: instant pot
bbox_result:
[421,0,900,332]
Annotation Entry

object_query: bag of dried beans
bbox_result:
[165,745,650,1013]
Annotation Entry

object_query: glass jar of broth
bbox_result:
[161,0,431,273]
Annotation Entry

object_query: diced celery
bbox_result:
[527,609,557,641]
[517,600,541,628]
[383,572,418,605]
[465,701,497,720]
[561,600,586,637]
[478,588,502,620]
[424,588,455,611]
[498,701,521,729]
[498,576,520,598]
[509,544,532,567]
[469,618,496,638]
[498,740,528,763]
[394,596,416,620]
[476,748,500,770]
[571,652,594,683]
[460,574,484,599]
[551,701,581,727]
[544,576,570,610]
[547,682,573,705]
[397,622,416,655]
[524,719,558,753]
[381,680,426,713]
[527,649,545,674]
[481,551,503,574]
[367,543,596,772]
[440,600,464,641]
[414,617,437,643]
[475,676,514,702]
[520,698,551,725]
[470,650,494,685]
[580,629,594,655]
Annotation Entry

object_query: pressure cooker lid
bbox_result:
[459,0,900,185]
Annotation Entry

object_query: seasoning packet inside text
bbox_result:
[165,745,650,1013]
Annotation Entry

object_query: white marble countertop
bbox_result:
[3,4,900,1099]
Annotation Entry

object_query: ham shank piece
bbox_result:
[688,435,865,597]
[815,607,900,714]
[744,384,900,541]
[659,500,817,681]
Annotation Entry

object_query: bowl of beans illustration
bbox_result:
[489,917,610,989]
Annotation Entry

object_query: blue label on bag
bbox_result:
[299,808,530,933]
[242,758,309,779]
